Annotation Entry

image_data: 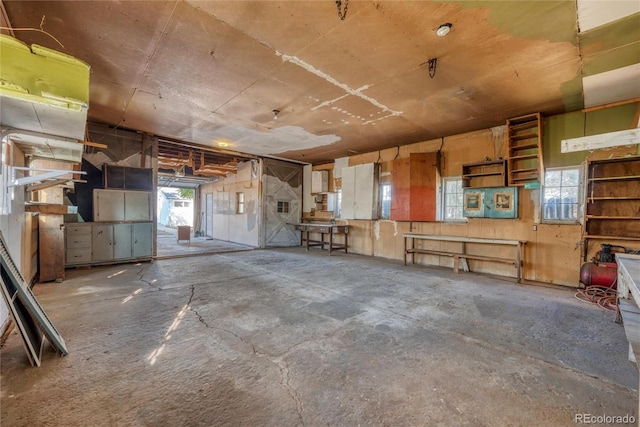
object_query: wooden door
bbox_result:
[261,159,301,248]
[38,214,64,282]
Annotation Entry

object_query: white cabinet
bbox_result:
[311,170,329,193]
[340,163,378,220]
[66,222,153,266]
[93,189,152,222]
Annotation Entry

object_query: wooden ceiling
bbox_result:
[2,1,639,164]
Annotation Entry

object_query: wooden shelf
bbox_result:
[461,159,507,188]
[510,143,539,150]
[507,113,543,187]
[583,156,640,261]
[584,235,640,241]
[586,215,640,220]
[588,196,640,200]
[588,175,640,181]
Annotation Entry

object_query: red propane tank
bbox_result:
[580,262,618,288]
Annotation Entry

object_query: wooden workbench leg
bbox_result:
[345,232,349,254]
[329,231,334,255]
[305,230,310,251]
[454,255,460,274]
[516,243,522,284]
[404,236,408,266]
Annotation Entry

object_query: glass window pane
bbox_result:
[561,187,578,202]
[561,170,579,186]
[545,171,561,187]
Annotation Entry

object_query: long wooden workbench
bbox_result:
[403,233,527,283]
[291,223,350,255]
[616,253,640,418]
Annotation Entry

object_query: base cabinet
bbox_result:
[66,222,152,267]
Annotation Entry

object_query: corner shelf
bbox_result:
[462,159,507,188]
[583,156,640,260]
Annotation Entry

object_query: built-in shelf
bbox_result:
[462,159,507,188]
[583,156,640,260]
[507,113,543,187]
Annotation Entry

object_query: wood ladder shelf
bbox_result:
[506,113,543,186]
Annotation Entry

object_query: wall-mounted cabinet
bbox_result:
[391,152,437,221]
[93,189,152,222]
[463,186,518,219]
[103,164,153,190]
[341,163,378,220]
[583,156,640,260]
[66,222,152,267]
[311,170,329,193]
[462,159,507,188]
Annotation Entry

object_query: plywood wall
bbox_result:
[327,126,588,287]
[198,160,260,247]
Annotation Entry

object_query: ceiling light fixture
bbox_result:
[216,141,229,148]
[272,109,280,120]
[436,23,452,37]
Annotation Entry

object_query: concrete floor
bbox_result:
[156,225,254,258]
[1,248,638,426]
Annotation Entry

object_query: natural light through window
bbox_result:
[443,178,464,221]
[543,167,580,221]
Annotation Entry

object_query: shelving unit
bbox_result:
[462,159,507,188]
[506,113,543,186]
[583,156,640,260]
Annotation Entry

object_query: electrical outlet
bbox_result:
[532,225,537,231]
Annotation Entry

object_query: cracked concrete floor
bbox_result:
[1,248,638,426]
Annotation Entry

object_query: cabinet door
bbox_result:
[113,224,132,259]
[94,190,125,222]
[354,163,377,220]
[132,223,152,257]
[340,166,356,219]
[125,191,152,221]
[92,224,114,261]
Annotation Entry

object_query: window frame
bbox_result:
[236,192,245,214]
[441,177,466,223]
[379,182,391,220]
[541,166,582,224]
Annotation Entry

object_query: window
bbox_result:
[277,200,289,214]
[442,177,464,221]
[542,167,580,221]
[379,182,391,220]
[173,200,191,208]
[236,192,245,214]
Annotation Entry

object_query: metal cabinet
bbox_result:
[66,222,153,267]
[132,223,152,258]
[93,189,152,222]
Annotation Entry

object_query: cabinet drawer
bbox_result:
[66,249,91,264]
[66,234,92,249]
[66,225,91,235]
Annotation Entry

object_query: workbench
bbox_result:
[292,223,350,255]
[616,253,640,418]
[403,233,527,283]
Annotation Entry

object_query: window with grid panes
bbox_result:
[443,177,464,221]
[542,167,580,222]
